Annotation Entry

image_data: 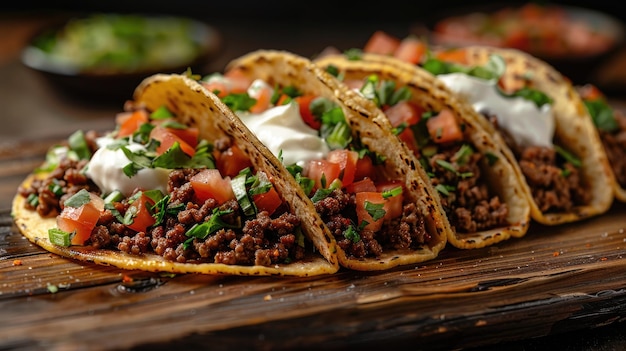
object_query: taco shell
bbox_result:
[314,53,531,249]
[356,46,615,226]
[12,74,339,277]
[224,49,449,269]
[444,46,615,225]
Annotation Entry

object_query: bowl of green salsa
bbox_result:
[22,13,221,102]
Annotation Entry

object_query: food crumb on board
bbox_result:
[264,294,272,301]
[47,283,58,294]
[12,259,22,266]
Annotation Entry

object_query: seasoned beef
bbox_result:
[487,112,592,213]
[314,188,428,260]
[18,158,99,217]
[428,144,509,233]
[599,110,626,187]
[519,146,590,212]
[19,142,306,267]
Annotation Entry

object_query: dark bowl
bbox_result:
[414,3,625,86]
[21,13,222,103]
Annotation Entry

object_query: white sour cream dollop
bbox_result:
[236,80,329,167]
[86,136,170,196]
[438,73,555,148]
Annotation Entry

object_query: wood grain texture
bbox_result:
[1,202,626,351]
[1,123,626,351]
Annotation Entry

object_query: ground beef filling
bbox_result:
[488,115,592,213]
[19,141,305,267]
[314,188,430,259]
[427,143,509,234]
[599,110,626,188]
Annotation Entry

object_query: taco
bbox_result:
[200,49,449,270]
[357,32,614,225]
[12,73,339,276]
[575,83,626,203]
[313,53,531,249]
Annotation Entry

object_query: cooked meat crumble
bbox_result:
[486,113,591,213]
[598,110,626,188]
[314,188,430,260]
[18,133,306,267]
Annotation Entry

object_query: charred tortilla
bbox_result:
[355,45,614,225]
[222,50,449,270]
[575,84,626,203]
[435,46,614,225]
[12,74,339,276]
[314,54,531,249]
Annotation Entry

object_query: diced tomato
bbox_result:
[578,84,604,101]
[327,149,359,186]
[275,94,290,106]
[56,192,104,245]
[224,68,253,94]
[252,186,282,216]
[150,126,196,157]
[354,154,377,182]
[364,30,401,55]
[503,29,531,52]
[126,193,156,233]
[376,180,405,220]
[250,83,273,114]
[203,70,251,98]
[190,169,235,204]
[397,127,420,155]
[345,177,377,194]
[519,2,545,19]
[294,95,321,130]
[215,145,253,178]
[116,110,149,138]
[201,80,230,98]
[384,100,422,127]
[166,125,199,148]
[435,48,468,65]
[152,119,200,149]
[355,192,386,232]
[426,109,464,144]
[394,36,427,64]
[305,159,341,190]
[343,79,365,90]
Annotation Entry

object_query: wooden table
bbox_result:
[2,11,626,351]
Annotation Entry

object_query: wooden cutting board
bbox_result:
[1,137,626,351]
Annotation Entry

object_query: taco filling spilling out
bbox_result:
[17,103,312,268]
[334,73,509,234]
[200,70,430,260]
[422,52,591,213]
[577,84,626,191]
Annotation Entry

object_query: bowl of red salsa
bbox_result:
[422,3,624,85]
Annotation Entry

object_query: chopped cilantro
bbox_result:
[554,145,581,168]
[485,152,499,166]
[343,225,361,243]
[584,99,619,132]
[48,228,72,247]
[185,208,239,240]
[150,106,174,120]
[222,93,257,112]
[364,201,386,222]
[64,189,92,208]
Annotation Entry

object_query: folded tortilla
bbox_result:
[358,46,614,225]
[575,84,626,203]
[223,50,449,269]
[314,53,531,249]
[12,73,339,276]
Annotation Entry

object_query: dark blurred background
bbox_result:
[1,0,624,22]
